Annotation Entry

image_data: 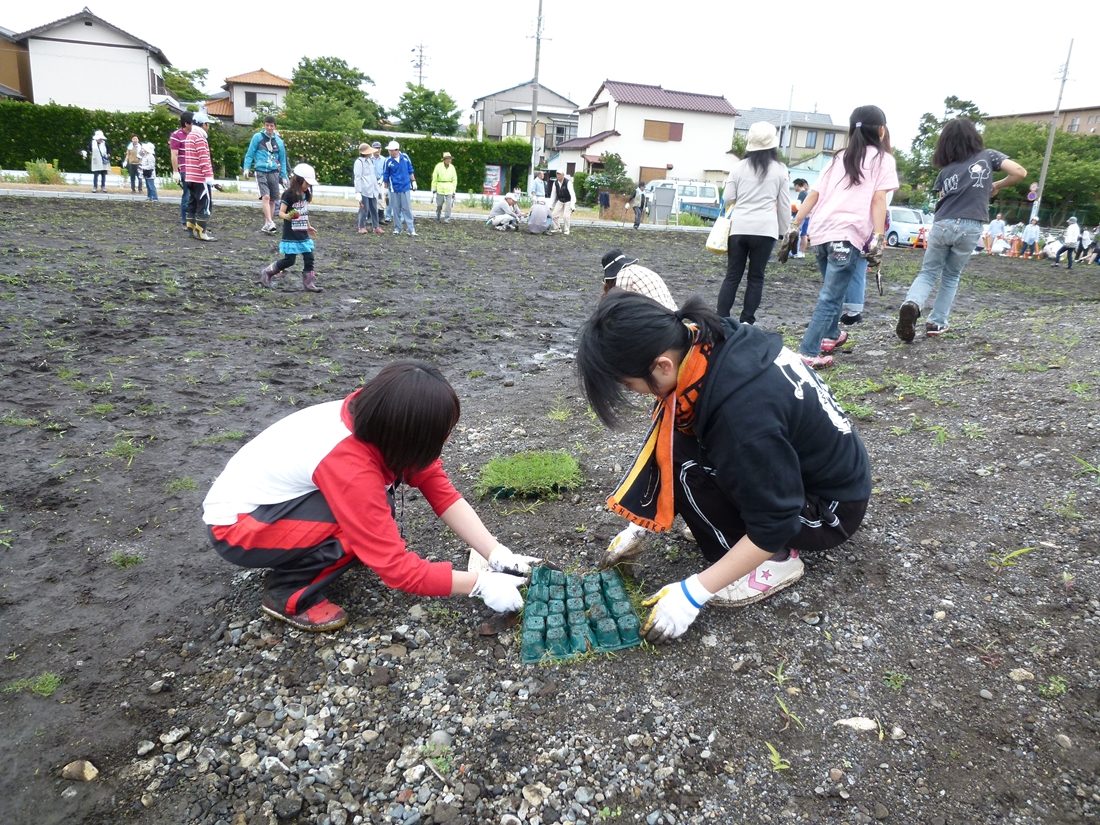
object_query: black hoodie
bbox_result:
[694,320,871,553]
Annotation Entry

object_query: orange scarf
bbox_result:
[607,328,711,532]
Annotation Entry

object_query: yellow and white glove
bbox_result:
[641,574,714,643]
[487,543,542,576]
[597,523,649,570]
[470,571,525,613]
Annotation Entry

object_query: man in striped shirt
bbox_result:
[168,111,192,228]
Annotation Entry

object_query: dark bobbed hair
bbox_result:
[747,147,780,178]
[576,290,726,428]
[287,174,310,197]
[842,105,891,188]
[933,118,984,168]
[349,360,460,475]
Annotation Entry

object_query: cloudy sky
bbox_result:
[5,1,1095,149]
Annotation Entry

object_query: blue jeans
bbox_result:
[390,190,415,233]
[800,241,867,357]
[903,218,982,327]
[179,176,191,225]
[144,174,158,200]
[843,265,865,316]
[357,197,379,230]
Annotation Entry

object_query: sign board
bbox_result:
[483,165,503,195]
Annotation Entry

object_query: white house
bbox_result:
[471,80,578,162]
[204,69,292,127]
[13,7,170,112]
[736,107,848,164]
[548,80,738,185]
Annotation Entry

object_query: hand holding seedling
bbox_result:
[598,523,648,570]
[641,574,714,643]
[488,543,542,576]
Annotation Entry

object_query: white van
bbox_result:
[644,179,720,214]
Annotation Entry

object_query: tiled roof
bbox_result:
[555,130,618,150]
[224,69,292,88]
[738,107,836,127]
[204,98,234,117]
[593,81,736,116]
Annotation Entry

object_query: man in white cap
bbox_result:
[431,151,458,223]
[488,191,522,231]
[382,140,417,235]
[547,169,576,235]
[1052,217,1080,269]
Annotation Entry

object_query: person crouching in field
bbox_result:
[202,361,541,632]
[576,291,871,643]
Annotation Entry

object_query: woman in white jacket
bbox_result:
[717,122,791,325]
[88,130,110,192]
[354,143,383,235]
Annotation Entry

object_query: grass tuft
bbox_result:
[476,451,582,499]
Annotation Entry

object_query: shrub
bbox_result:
[24,159,64,185]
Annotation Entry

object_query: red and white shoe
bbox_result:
[711,551,804,607]
[820,330,849,353]
[261,597,347,632]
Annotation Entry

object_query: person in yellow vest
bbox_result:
[431,152,458,223]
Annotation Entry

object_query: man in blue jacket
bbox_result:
[382,140,417,236]
[243,116,289,234]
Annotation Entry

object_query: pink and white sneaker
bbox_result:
[711,551,804,607]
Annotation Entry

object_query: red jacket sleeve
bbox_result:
[405,459,463,515]
[312,439,453,596]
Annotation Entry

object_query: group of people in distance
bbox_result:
[200,102,1035,650]
[83,130,158,198]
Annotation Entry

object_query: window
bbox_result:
[148,69,165,96]
[245,91,257,108]
[823,132,835,150]
[643,120,684,142]
[1068,116,1080,133]
[804,130,818,149]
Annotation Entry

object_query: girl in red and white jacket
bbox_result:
[203,360,539,632]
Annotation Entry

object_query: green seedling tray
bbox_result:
[520,566,642,664]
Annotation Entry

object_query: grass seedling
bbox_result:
[1068,381,1092,400]
[961,422,986,439]
[775,695,806,731]
[764,741,791,772]
[767,661,791,688]
[420,743,454,776]
[467,369,485,379]
[1038,675,1068,699]
[2,671,61,697]
[165,477,198,494]
[1049,492,1082,520]
[987,546,1034,571]
[1061,571,1076,592]
[197,430,247,446]
[1,411,39,427]
[883,670,909,691]
[109,550,143,569]
[547,397,572,422]
[476,451,582,499]
[106,435,142,466]
[1073,455,1100,480]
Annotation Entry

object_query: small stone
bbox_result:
[829,768,845,783]
[403,765,425,783]
[1056,734,1072,749]
[889,726,906,740]
[933,610,946,621]
[361,730,380,744]
[874,802,889,820]
[522,781,552,807]
[61,760,99,782]
[147,679,166,694]
[701,634,717,647]
[255,710,276,728]
[273,794,303,820]
[575,786,594,804]
[1009,668,1034,682]
[136,740,155,756]
[428,730,453,748]
[159,726,190,745]
[979,689,994,701]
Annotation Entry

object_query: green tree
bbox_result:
[982,121,1100,224]
[908,96,986,194]
[283,57,384,131]
[393,84,461,135]
[164,67,209,102]
[731,133,747,159]
[251,100,283,128]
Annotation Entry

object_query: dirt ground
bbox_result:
[1,194,1098,825]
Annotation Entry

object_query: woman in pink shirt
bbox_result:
[789,105,899,369]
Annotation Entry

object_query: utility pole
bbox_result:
[1031,39,1073,222]
[529,0,544,192]
[410,43,426,87]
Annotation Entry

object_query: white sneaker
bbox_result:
[711,551,804,607]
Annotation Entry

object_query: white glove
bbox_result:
[411,181,418,190]
[598,523,649,570]
[470,571,525,613]
[488,543,542,576]
[354,192,362,202]
[203,177,215,186]
[864,233,885,268]
[641,574,714,643]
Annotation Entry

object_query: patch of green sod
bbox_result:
[476,451,582,499]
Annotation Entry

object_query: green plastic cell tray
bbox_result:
[520,567,642,663]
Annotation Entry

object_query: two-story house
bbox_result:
[204,69,292,127]
[471,80,578,159]
[10,7,170,111]
[548,80,738,185]
[985,105,1100,136]
[0,27,31,100]
[735,107,848,164]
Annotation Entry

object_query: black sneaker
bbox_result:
[925,322,949,337]
[840,313,863,326]
[896,301,920,343]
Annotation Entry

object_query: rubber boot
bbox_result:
[195,221,215,242]
[258,262,279,288]
[302,270,323,292]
